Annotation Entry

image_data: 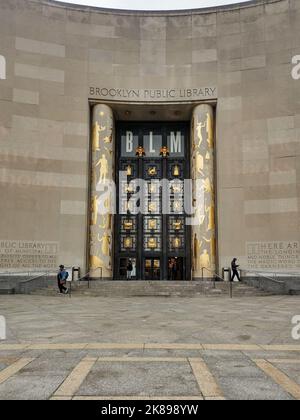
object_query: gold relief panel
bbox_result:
[123,220,133,231]
[173,220,182,231]
[124,237,133,249]
[172,165,180,177]
[148,166,157,177]
[153,259,160,269]
[148,237,157,249]
[173,237,181,249]
[126,165,133,176]
[148,219,157,230]
[148,202,157,213]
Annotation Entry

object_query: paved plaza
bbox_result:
[0,295,300,400]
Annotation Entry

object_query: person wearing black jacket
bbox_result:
[231,258,241,282]
[127,259,133,280]
[57,265,69,294]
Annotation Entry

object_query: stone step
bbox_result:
[0,287,15,295]
[29,281,276,298]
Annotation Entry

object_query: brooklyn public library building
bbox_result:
[0,0,299,281]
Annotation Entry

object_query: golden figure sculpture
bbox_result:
[199,249,210,269]
[91,195,98,226]
[148,167,157,176]
[205,203,215,232]
[124,237,133,248]
[173,165,180,177]
[92,121,101,151]
[98,232,111,257]
[126,165,133,176]
[173,220,182,230]
[205,151,210,160]
[148,238,157,249]
[173,237,181,248]
[196,120,206,147]
[96,154,109,184]
[206,112,214,148]
[124,220,133,230]
[148,219,157,230]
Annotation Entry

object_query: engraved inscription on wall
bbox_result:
[89,87,217,102]
[247,242,300,271]
[0,240,59,270]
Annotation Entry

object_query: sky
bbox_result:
[56,0,250,11]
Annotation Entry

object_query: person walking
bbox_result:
[231,258,241,282]
[57,265,69,294]
[127,259,133,280]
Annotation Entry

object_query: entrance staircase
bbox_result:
[30,280,275,298]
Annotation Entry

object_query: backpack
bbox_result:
[59,271,69,284]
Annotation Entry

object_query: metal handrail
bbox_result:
[201,267,225,293]
[201,267,224,281]
[241,269,286,285]
[77,267,103,289]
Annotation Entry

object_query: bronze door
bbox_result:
[115,122,191,280]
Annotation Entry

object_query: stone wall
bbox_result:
[0,0,299,274]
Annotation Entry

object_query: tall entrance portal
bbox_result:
[89,104,216,281]
[114,122,191,280]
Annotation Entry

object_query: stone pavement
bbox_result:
[0,295,299,400]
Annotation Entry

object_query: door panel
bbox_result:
[115,122,190,281]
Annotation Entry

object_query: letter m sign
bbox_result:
[0,55,6,80]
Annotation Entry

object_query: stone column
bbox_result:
[191,104,216,279]
[89,104,115,279]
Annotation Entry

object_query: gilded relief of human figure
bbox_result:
[196,120,206,148]
[92,121,106,152]
[98,232,111,257]
[205,203,215,232]
[199,249,210,269]
[91,195,98,226]
[92,121,101,152]
[96,154,109,184]
[206,112,214,148]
